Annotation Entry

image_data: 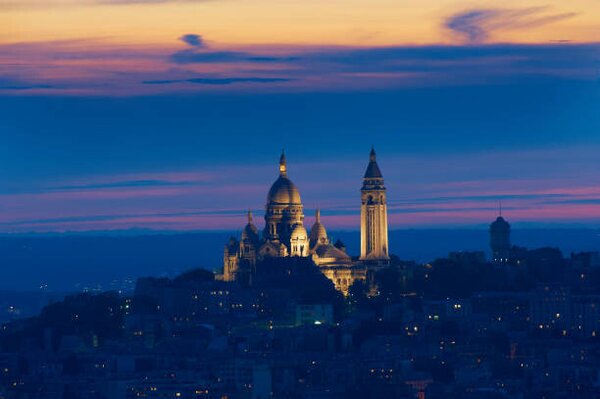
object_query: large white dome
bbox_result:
[267,175,302,205]
[266,151,302,205]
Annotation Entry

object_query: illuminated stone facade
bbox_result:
[223,149,390,295]
[360,147,390,261]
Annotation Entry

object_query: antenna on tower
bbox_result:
[499,200,502,217]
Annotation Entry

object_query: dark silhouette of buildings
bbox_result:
[2,243,600,399]
[490,208,511,263]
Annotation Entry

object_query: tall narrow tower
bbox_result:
[490,203,511,263]
[360,147,390,261]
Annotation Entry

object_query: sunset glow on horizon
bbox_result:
[3,0,599,46]
[2,0,599,95]
[2,0,600,233]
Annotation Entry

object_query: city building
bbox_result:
[490,206,511,263]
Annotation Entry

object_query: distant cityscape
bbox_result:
[1,150,599,399]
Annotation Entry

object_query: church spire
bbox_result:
[363,146,383,179]
[279,149,287,176]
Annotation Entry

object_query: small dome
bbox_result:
[267,176,302,205]
[310,224,327,245]
[314,244,351,263]
[309,209,328,248]
[290,224,308,239]
[242,223,259,240]
[241,210,259,241]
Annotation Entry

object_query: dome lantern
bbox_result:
[279,150,287,177]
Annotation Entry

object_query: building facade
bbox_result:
[222,148,390,294]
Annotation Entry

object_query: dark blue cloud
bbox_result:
[143,77,293,85]
[445,10,492,43]
[296,43,599,68]
[444,7,577,43]
[179,34,204,48]
[0,77,54,90]
[555,199,600,205]
[0,209,242,227]
[170,49,298,64]
[167,42,600,77]
[2,40,597,95]
[394,193,569,205]
[50,179,197,191]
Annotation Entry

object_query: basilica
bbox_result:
[222,148,390,295]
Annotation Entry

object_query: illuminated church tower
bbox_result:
[360,147,389,261]
[262,151,307,257]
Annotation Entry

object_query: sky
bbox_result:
[1,0,599,233]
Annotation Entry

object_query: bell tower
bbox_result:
[360,147,390,261]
